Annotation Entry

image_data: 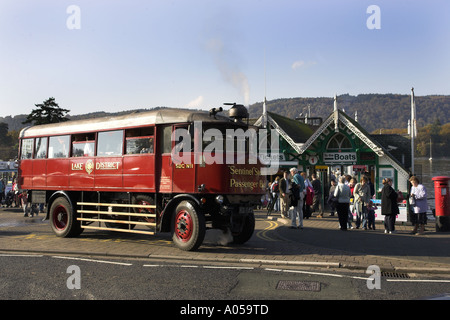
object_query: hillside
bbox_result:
[248,94,450,133]
[1,94,449,133]
[0,94,449,160]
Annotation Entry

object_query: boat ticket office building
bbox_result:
[254,106,412,203]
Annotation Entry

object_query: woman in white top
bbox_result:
[409,176,428,235]
[334,176,351,231]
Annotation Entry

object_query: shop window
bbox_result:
[49,135,70,158]
[327,133,352,150]
[379,168,395,189]
[97,130,123,157]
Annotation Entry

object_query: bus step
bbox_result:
[80,224,155,235]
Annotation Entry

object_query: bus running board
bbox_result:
[77,201,157,236]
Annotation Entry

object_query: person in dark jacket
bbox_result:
[279,171,291,218]
[381,178,399,234]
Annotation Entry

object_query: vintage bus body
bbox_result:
[18,108,265,251]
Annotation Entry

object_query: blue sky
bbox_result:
[0,0,449,117]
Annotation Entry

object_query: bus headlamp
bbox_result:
[215,195,224,205]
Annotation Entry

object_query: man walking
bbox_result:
[279,171,291,218]
[289,168,305,229]
[311,173,323,218]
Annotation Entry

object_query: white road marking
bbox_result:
[52,255,132,266]
[0,254,43,257]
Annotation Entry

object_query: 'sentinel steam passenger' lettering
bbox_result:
[228,165,261,176]
[229,179,259,190]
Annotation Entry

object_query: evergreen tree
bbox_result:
[22,97,70,125]
[0,122,11,146]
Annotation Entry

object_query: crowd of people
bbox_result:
[264,169,428,235]
[1,177,44,218]
[2,168,430,235]
[0,177,18,208]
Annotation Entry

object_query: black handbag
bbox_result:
[290,182,300,201]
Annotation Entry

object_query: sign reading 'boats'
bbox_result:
[323,152,357,164]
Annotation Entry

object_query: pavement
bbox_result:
[1,205,450,276]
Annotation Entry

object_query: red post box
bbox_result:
[432,176,450,232]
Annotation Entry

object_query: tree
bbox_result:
[22,97,70,125]
[0,122,11,146]
[0,123,17,160]
[430,119,441,138]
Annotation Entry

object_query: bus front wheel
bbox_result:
[171,200,205,251]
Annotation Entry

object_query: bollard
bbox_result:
[432,176,450,232]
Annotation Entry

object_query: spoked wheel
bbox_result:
[49,197,82,237]
[171,200,205,251]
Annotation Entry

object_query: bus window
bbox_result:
[125,127,154,154]
[72,133,95,157]
[21,138,34,159]
[160,126,172,154]
[173,124,194,153]
[72,141,95,157]
[49,135,70,158]
[35,137,48,159]
[97,130,123,156]
[126,137,154,154]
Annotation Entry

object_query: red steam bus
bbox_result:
[18,106,266,251]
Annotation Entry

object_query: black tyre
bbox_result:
[171,200,205,251]
[49,197,82,237]
[232,212,255,244]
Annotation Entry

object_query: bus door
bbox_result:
[123,126,155,191]
[157,124,196,193]
[158,125,174,193]
[171,124,195,193]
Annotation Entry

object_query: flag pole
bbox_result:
[411,87,416,174]
[262,49,267,128]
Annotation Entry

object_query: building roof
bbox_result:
[370,134,412,170]
[300,109,411,179]
[254,111,314,153]
[256,108,411,179]
[268,112,314,144]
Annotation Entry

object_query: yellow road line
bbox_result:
[256,220,280,242]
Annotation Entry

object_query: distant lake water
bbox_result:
[414,158,450,210]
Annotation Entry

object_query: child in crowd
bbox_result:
[19,190,31,217]
[367,200,377,230]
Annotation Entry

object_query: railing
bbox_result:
[77,202,157,235]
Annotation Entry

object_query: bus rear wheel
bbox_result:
[49,197,82,238]
[171,200,205,251]
[132,194,155,227]
[232,212,255,244]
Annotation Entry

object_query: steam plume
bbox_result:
[207,38,250,106]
